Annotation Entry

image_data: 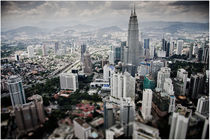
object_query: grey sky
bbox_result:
[1,1,209,31]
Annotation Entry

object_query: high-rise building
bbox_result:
[137,62,150,76]
[169,41,175,56]
[141,89,153,120]
[27,45,34,58]
[169,104,192,139]
[15,95,45,134]
[144,39,150,49]
[103,64,115,83]
[104,102,115,129]
[202,45,209,64]
[189,73,204,99]
[81,44,86,64]
[143,75,156,90]
[126,7,144,68]
[198,48,203,62]
[73,118,91,139]
[83,51,93,75]
[7,75,26,108]
[149,45,154,59]
[120,41,126,62]
[156,67,171,91]
[174,69,188,96]
[162,38,167,51]
[54,42,59,54]
[168,95,176,113]
[163,78,174,96]
[42,45,47,56]
[193,43,198,55]
[176,40,183,55]
[150,60,164,79]
[120,100,135,137]
[15,54,20,61]
[110,72,135,100]
[196,96,209,116]
[189,43,193,59]
[166,42,170,57]
[59,73,79,91]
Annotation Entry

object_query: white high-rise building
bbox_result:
[149,45,154,59]
[103,64,115,82]
[196,96,209,115]
[42,45,47,56]
[27,45,34,58]
[168,95,176,113]
[163,78,174,96]
[169,104,192,139]
[7,75,26,108]
[176,40,183,55]
[110,72,135,100]
[59,73,78,91]
[73,118,91,139]
[149,60,164,78]
[157,67,171,91]
[141,89,153,120]
[137,63,149,76]
[176,69,188,95]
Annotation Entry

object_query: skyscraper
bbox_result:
[54,42,59,54]
[126,6,144,71]
[175,69,188,95]
[196,96,209,116]
[42,44,47,56]
[59,73,79,91]
[83,51,93,75]
[144,39,150,49]
[176,40,183,55]
[189,73,204,99]
[156,67,171,91]
[141,89,153,120]
[27,45,34,58]
[81,44,86,64]
[7,75,26,108]
[202,45,209,64]
[104,102,115,129]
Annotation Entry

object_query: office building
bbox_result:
[81,44,86,64]
[83,51,93,74]
[193,43,198,55]
[166,42,170,57]
[189,73,204,99]
[144,39,150,49]
[169,104,192,139]
[189,43,193,59]
[15,54,20,61]
[163,78,174,96]
[156,67,171,91]
[141,89,153,120]
[133,122,160,139]
[170,41,175,56]
[196,96,209,116]
[173,69,188,96]
[54,42,59,54]
[73,118,91,139]
[106,124,124,139]
[176,40,183,55]
[143,74,156,90]
[162,38,167,51]
[137,62,150,76]
[149,45,154,59]
[59,73,78,91]
[103,64,115,83]
[104,102,115,129]
[7,75,26,108]
[202,45,209,63]
[157,50,166,58]
[15,95,45,134]
[27,45,34,58]
[42,45,47,56]
[120,100,135,137]
[168,95,176,113]
[126,7,144,67]
[150,60,164,79]
[198,48,203,62]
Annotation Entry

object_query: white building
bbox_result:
[157,67,171,91]
[141,89,153,120]
[59,73,78,91]
[149,60,164,78]
[27,45,34,58]
[111,72,135,100]
[157,50,166,57]
[196,96,209,116]
[42,45,47,56]
[176,40,183,55]
[168,95,176,113]
[169,104,192,139]
[103,64,115,82]
[176,69,188,95]
[137,63,149,76]
[149,45,154,59]
[163,78,174,96]
[7,75,26,108]
[73,118,91,139]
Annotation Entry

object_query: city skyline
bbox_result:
[2,1,209,31]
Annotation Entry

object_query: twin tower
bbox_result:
[123,6,144,76]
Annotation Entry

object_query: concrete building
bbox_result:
[141,89,153,120]
[163,78,174,96]
[27,45,34,58]
[202,45,209,64]
[149,45,155,59]
[169,104,192,139]
[59,73,78,91]
[7,75,26,108]
[110,72,135,100]
[176,40,183,55]
[106,124,124,139]
[189,73,204,99]
[83,51,93,75]
[104,102,115,129]
[73,118,91,139]
[173,69,188,96]
[196,96,209,116]
[137,62,150,76]
[103,64,115,83]
[42,45,47,56]
[157,50,166,58]
[15,54,20,61]
[54,42,59,54]
[81,44,87,64]
[168,95,176,113]
[120,100,135,137]
[143,75,156,90]
[133,122,160,139]
[15,95,45,134]
[150,60,164,79]
[156,67,171,91]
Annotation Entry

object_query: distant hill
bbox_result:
[97,26,123,33]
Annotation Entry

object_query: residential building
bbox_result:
[59,73,78,91]
[156,67,171,91]
[176,40,183,55]
[141,89,153,120]
[27,45,34,58]
[73,118,91,139]
[196,96,209,116]
[189,73,204,99]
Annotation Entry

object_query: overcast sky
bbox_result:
[1,1,209,31]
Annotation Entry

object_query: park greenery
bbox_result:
[1,43,26,58]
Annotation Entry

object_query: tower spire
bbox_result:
[133,2,136,16]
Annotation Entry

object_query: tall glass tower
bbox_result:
[7,75,26,108]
